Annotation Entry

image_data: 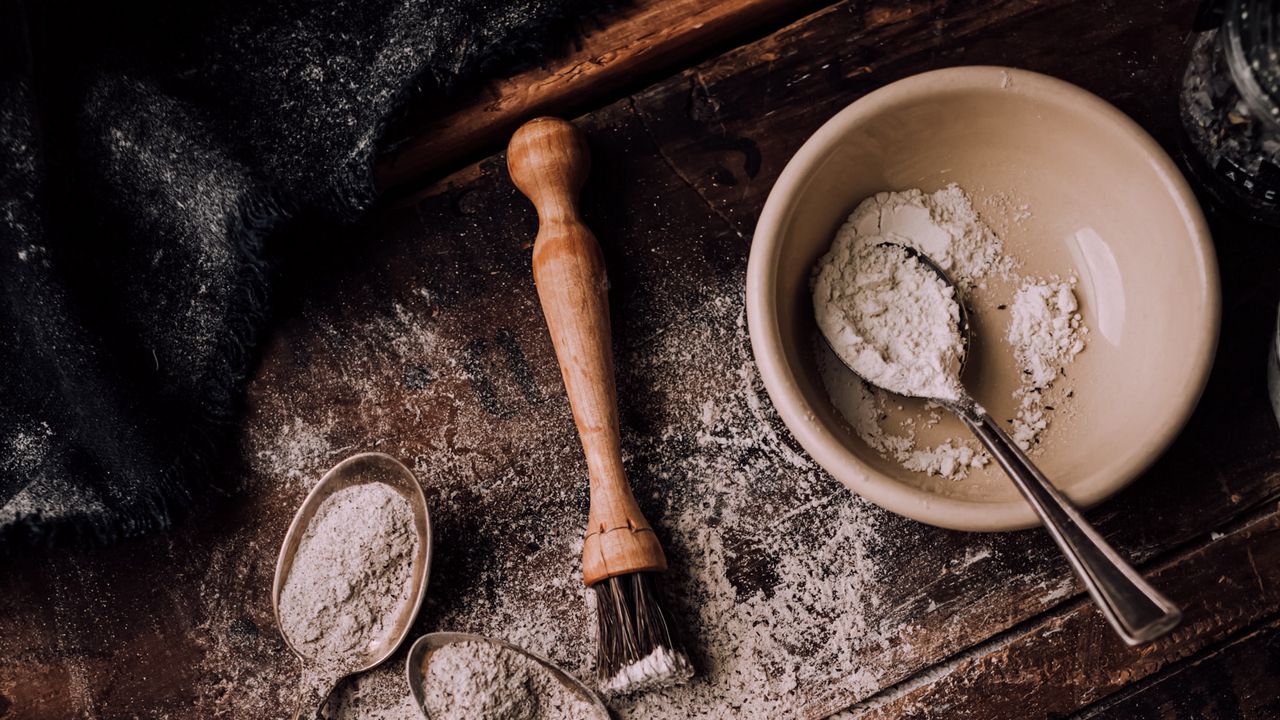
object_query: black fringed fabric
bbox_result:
[0,0,592,550]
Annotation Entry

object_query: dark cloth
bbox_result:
[0,0,587,549]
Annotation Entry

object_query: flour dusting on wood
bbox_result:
[231,260,908,717]
[202,174,1066,718]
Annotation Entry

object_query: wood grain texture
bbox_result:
[838,511,1280,719]
[629,0,1198,239]
[627,0,1280,711]
[508,117,668,583]
[1077,615,1280,719]
[413,0,1280,713]
[375,0,828,190]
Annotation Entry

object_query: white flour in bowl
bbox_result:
[277,482,418,668]
[814,242,965,401]
[1007,277,1087,451]
[814,184,1087,479]
[420,640,606,720]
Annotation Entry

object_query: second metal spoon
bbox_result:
[406,632,610,719]
[823,243,1182,645]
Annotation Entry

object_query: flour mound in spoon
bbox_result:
[278,483,417,667]
[421,640,606,720]
[813,242,965,401]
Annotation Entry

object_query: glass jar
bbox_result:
[1179,0,1280,225]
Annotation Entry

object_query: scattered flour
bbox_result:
[312,300,908,720]
[814,242,965,401]
[1,421,53,475]
[420,640,606,720]
[818,347,988,478]
[203,186,1014,718]
[0,421,57,522]
[256,416,344,487]
[37,164,1076,720]
[813,184,1087,478]
[612,309,906,718]
[277,483,418,669]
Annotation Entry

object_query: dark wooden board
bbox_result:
[844,511,1280,719]
[4,0,1280,718]
[1077,615,1280,720]
[375,0,832,190]
[629,0,1280,712]
[630,0,1198,243]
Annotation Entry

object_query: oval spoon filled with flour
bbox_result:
[407,633,609,720]
[273,452,432,719]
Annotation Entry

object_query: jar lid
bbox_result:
[1226,0,1280,128]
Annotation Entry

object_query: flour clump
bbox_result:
[1006,278,1087,450]
[420,640,606,720]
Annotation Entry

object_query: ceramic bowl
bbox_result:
[747,66,1219,531]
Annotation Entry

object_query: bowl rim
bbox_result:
[746,65,1221,532]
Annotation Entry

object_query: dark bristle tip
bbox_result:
[591,572,686,689]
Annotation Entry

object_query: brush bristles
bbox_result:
[593,572,693,695]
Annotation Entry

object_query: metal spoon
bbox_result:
[822,243,1182,645]
[406,632,610,719]
[273,452,433,719]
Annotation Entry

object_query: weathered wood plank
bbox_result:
[630,0,1198,239]
[618,0,1280,713]
[838,511,1280,719]
[1075,616,1280,719]
[276,15,1280,709]
[375,0,830,190]
[3,2,1280,719]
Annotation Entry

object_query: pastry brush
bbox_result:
[507,117,694,695]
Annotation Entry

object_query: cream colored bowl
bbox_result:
[747,67,1219,531]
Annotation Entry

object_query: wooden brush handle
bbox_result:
[508,117,667,585]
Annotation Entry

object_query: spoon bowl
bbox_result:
[819,242,974,398]
[273,452,433,719]
[406,632,610,719]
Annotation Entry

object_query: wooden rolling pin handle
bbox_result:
[508,118,667,585]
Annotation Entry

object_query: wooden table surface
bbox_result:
[5,1,1280,718]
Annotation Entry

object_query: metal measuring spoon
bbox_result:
[273,452,433,719]
[406,633,610,719]
[822,243,1182,645]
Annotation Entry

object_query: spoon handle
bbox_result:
[291,668,338,720]
[955,403,1182,645]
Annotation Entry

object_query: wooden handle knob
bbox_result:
[508,118,667,585]
[508,117,590,218]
